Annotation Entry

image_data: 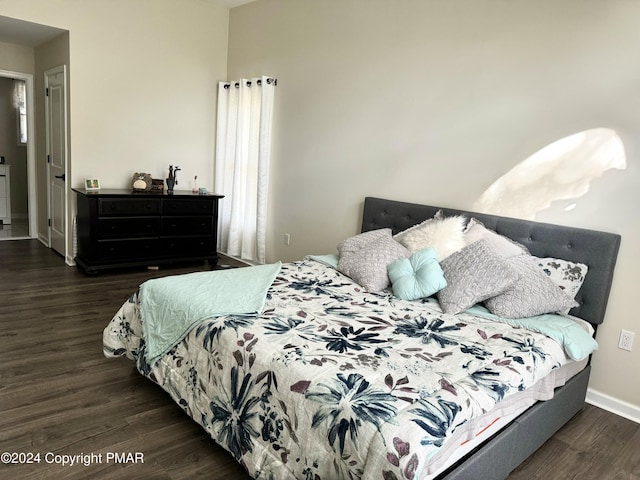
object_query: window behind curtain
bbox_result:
[13,80,27,145]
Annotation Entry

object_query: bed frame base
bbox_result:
[440,350,591,479]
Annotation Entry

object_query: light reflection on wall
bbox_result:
[473,128,626,220]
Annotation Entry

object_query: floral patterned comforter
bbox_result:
[103,259,575,480]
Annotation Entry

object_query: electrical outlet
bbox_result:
[284,233,291,246]
[618,330,634,351]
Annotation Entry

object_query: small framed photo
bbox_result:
[85,178,100,191]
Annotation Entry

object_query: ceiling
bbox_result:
[0,1,254,48]
[0,15,67,48]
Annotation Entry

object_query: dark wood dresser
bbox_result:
[73,189,224,274]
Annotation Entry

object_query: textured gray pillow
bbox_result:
[437,239,519,315]
[485,255,579,319]
[338,228,392,256]
[338,232,410,292]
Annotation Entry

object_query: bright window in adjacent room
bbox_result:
[13,79,27,144]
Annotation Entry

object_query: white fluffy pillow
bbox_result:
[393,211,441,244]
[396,214,467,261]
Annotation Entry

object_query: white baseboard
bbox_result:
[586,388,640,424]
[38,234,49,246]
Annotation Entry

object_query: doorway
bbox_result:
[0,70,36,241]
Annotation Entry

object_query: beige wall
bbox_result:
[227,1,640,412]
[1,0,230,257]
[0,40,35,73]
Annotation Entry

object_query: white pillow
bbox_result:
[464,218,529,258]
[534,256,588,300]
[534,256,588,313]
[396,214,467,261]
[393,210,441,244]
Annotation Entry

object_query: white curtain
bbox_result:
[215,76,276,264]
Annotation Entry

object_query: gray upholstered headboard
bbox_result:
[361,197,621,327]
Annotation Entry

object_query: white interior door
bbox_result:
[45,66,67,257]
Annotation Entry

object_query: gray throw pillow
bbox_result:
[437,239,519,315]
[485,255,579,318]
[338,231,410,292]
[338,228,392,256]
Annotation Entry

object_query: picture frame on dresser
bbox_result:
[84,178,100,191]
[72,188,224,274]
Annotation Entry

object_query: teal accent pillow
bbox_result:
[387,248,447,301]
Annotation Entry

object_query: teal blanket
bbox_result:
[140,262,281,365]
[466,304,598,361]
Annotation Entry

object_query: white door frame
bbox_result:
[0,69,37,240]
[44,65,70,263]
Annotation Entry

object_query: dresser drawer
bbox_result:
[162,216,213,236]
[161,236,213,256]
[73,189,223,274]
[99,217,161,238]
[98,238,160,260]
[99,198,161,216]
[162,198,214,215]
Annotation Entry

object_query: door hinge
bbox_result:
[48,219,51,227]
[46,87,49,96]
[47,154,50,163]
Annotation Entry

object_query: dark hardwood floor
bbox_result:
[0,240,638,480]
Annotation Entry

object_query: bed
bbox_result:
[103,196,621,480]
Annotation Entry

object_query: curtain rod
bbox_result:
[223,77,278,89]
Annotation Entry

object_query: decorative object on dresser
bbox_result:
[0,165,11,225]
[73,188,223,274]
[166,165,181,194]
[150,179,164,192]
[84,178,100,191]
[131,172,153,192]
